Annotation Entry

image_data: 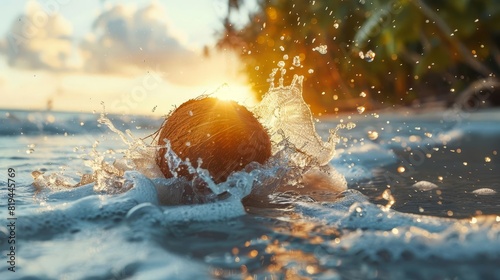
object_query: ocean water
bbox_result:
[1,80,500,279]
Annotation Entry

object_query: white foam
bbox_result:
[18,171,158,239]
[1,227,206,279]
[412,181,439,191]
[296,190,448,232]
[40,182,96,202]
[328,215,500,261]
[472,188,497,195]
[161,197,246,223]
[295,190,500,262]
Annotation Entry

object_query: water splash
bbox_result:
[150,69,345,202]
[356,106,366,114]
[253,74,338,166]
[312,45,328,54]
[155,137,300,204]
[77,113,165,193]
[367,130,379,140]
[31,67,345,203]
[359,50,376,62]
[32,171,78,190]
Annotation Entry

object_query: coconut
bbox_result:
[156,97,271,183]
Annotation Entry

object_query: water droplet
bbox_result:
[368,130,379,140]
[255,66,260,70]
[359,50,376,62]
[312,44,328,54]
[80,122,85,126]
[185,142,191,147]
[283,54,289,60]
[397,166,405,173]
[280,36,285,40]
[359,91,366,98]
[357,106,366,114]
[292,56,301,67]
[249,250,258,258]
[188,110,193,116]
[26,148,35,154]
[463,162,468,166]
[346,122,356,130]
[382,189,391,200]
[277,61,285,68]
[333,23,339,29]
[485,157,491,163]
[279,46,285,51]
[308,69,314,74]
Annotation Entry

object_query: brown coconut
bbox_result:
[156,97,271,183]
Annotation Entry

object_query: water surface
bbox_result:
[0,106,499,279]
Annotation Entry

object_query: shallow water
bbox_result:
[0,105,499,279]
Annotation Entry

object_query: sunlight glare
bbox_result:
[211,83,257,106]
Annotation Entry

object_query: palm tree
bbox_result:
[218,0,500,113]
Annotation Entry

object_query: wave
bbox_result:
[0,109,161,136]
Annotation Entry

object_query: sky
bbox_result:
[0,0,258,115]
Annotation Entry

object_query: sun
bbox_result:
[210,83,257,106]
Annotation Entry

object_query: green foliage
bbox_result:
[218,0,500,114]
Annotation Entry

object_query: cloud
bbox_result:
[1,1,242,87]
[3,1,80,71]
[81,3,200,80]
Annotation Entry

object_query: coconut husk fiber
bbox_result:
[156,97,272,183]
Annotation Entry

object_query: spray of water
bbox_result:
[32,63,346,204]
[253,60,338,166]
